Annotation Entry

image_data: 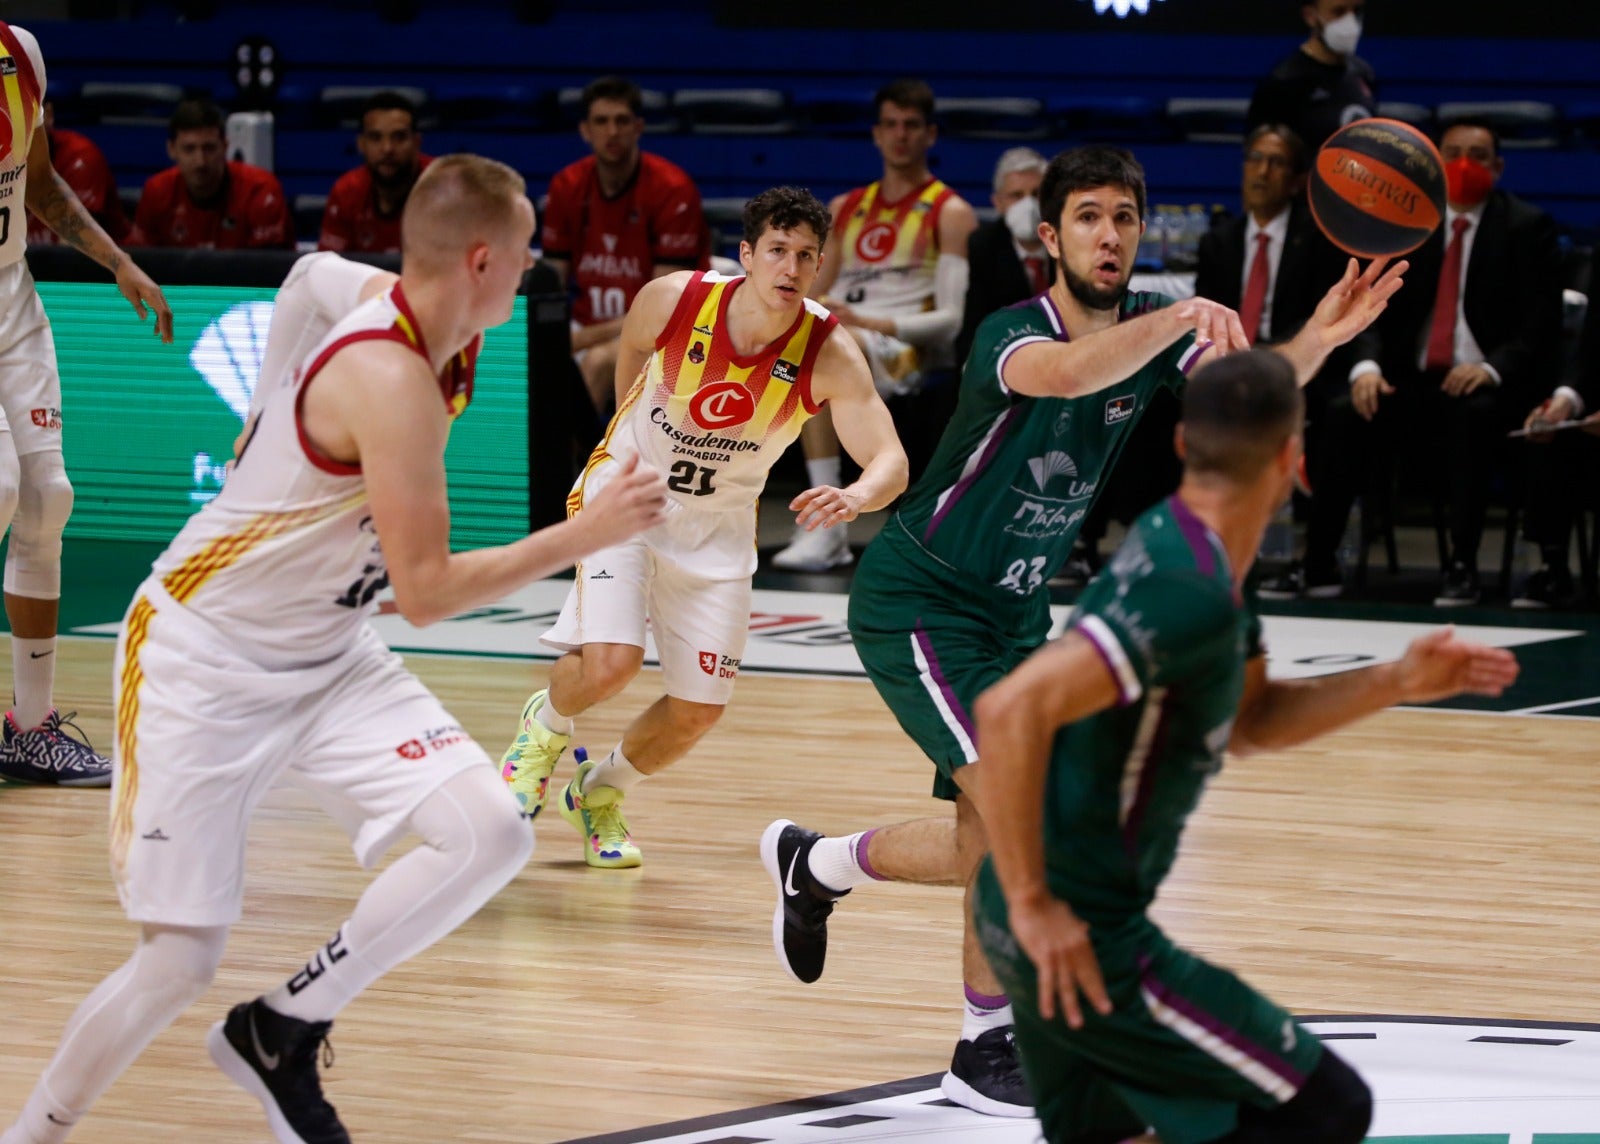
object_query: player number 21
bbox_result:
[666,460,716,497]
[998,556,1048,595]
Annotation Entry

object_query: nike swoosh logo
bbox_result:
[47,1113,74,1126]
[29,650,53,659]
[784,851,801,897]
[249,1008,280,1070]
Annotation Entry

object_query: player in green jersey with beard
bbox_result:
[760,146,1407,1116]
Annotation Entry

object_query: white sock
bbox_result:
[806,829,886,894]
[267,767,531,1023]
[805,455,841,490]
[535,691,575,736]
[581,744,646,795]
[11,636,56,729]
[961,986,1013,1041]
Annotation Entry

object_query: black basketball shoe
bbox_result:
[941,1026,1034,1118]
[760,819,849,984]
[207,998,351,1144]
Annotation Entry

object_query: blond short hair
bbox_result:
[401,154,528,270]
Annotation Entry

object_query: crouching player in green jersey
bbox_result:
[970,350,1519,1143]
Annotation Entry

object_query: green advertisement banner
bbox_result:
[39,282,529,549]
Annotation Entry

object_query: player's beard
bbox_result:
[1061,260,1128,312]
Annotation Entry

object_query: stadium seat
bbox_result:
[933,97,1048,141]
[1165,97,1251,143]
[318,84,431,130]
[77,82,187,127]
[1049,94,1168,143]
[1376,101,1434,132]
[556,86,677,134]
[1436,100,1562,149]
[792,87,877,136]
[430,83,545,132]
[293,193,328,244]
[702,196,748,259]
[673,89,795,135]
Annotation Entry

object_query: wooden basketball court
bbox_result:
[2,633,1599,1141]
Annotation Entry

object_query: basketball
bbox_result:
[1308,118,1446,258]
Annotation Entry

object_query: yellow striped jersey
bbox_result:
[831,177,956,316]
[0,23,45,269]
[583,270,838,515]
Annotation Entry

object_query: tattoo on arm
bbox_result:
[32,171,121,271]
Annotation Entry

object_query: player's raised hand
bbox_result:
[1310,255,1408,348]
[115,258,174,343]
[1009,894,1111,1028]
[579,455,668,546]
[1394,625,1520,704]
[790,484,865,531]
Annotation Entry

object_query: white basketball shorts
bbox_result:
[0,261,64,455]
[109,594,504,927]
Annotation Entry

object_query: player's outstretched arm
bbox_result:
[1004,296,1248,399]
[1231,626,1518,755]
[23,125,173,343]
[1275,256,1408,385]
[973,633,1121,1028]
[792,331,909,531]
[321,342,666,627]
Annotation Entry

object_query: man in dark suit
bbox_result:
[1195,123,1366,598]
[1349,118,1563,605]
[1513,286,1600,608]
[955,147,1048,366]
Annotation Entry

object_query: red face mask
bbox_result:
[1444,157,1494,207]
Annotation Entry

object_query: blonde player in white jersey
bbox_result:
[0,155,668,1144]
[500,186,908,869]
[771,78,977,572]
[0,21,171,786]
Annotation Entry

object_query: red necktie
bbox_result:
[1239,232,1271,346]
[1023,254,1045,294]
[1425,215,1472,371]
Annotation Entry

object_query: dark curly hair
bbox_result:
[742,186,832,249]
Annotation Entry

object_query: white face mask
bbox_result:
[1320,12,1362,57]
[1005,195,1042,245]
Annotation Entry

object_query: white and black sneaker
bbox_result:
[760,819,848,984]
[941,1026,1034,1118]
[0,709,112,787]
[208,998,350,1144]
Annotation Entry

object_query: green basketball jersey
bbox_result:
[892,291,1203,598]
[1045,496,1263,919]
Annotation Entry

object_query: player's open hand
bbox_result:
[790,484,865,531]
[582,455,668,546]
[1310,256,1408,348]
[1394,625,1520,705]
[115,259,174,343]
[1170,297,1249,356]
[1010,894,1111,1028]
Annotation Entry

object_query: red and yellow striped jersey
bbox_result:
[0,23,45,270]
[578,270,838,517]
[831,178,956,316]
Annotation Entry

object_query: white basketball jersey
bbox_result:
[145,282,478,667]
[579,271,837,516]
[0,24,46,270]
[249,251,391,417]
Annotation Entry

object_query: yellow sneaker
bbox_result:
[558,752,642,869]
[499,690,569,818]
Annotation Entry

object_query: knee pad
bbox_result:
[418,765,534,879]
[1227,1048,1372,1143]
[5,450,73,598]
[133,925,228,1009]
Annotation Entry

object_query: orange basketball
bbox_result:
[1308,118,1446,258]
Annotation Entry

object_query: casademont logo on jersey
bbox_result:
[855,221,896,263]
[689,382,755,430]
